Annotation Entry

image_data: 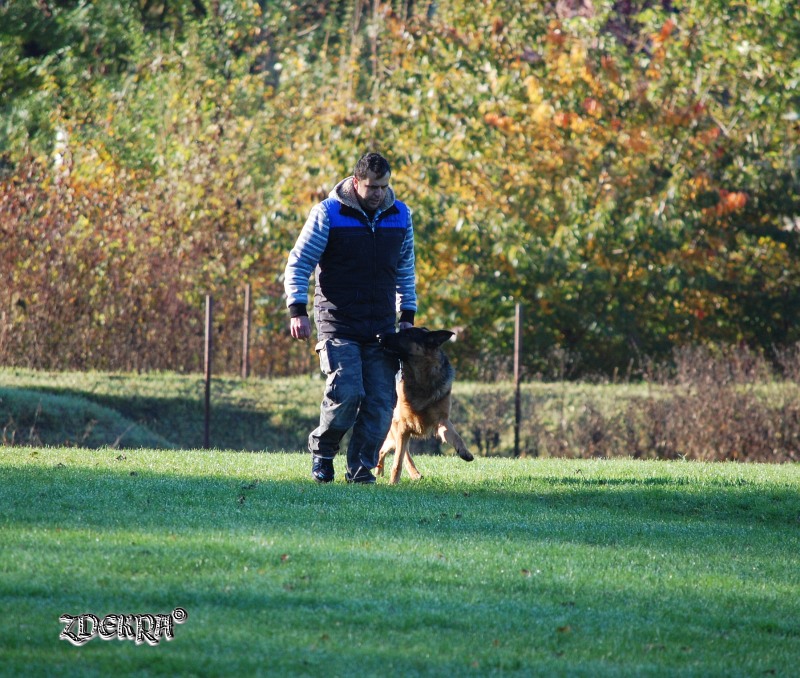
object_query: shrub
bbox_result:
[518,344,800,462]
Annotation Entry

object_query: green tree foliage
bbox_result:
[1,0,798,377]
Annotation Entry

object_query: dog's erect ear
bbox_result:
[426,330,455,347]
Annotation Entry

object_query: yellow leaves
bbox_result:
[686,175,709,204]
[569,115,590,135]
[553,111,592,133]
[531,102,554,126]
[625,264,645,282]
[607,80,626,102]
[570,43,587,67]
[543,38,590,89]
[524,75,543,105]
[646,64,662,81]
[444,206,461,229]
[555,53,575,86]
[758,236,785,251]
[72,215,91,235]
[581,65,602,96]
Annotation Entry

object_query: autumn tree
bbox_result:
[1,0,798,377]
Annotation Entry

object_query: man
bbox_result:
[284,152,417,483]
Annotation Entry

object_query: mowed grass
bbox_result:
[1,449,799,677]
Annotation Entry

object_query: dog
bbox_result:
[376,327,474,483]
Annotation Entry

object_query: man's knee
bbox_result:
[326,376,365,411]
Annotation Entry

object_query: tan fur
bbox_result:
[376,329,473,484]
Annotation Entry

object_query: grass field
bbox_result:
[1,448,799,677]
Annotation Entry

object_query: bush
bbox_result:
[519,344,800,462]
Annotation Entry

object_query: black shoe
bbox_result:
[345,466,376,484]
[311,456,334,483]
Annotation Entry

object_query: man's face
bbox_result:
[353,171,390,212]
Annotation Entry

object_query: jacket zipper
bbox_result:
[369,214,377,336]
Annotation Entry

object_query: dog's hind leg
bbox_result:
[437,420,474,462]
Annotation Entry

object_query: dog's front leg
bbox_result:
[437,420,474,462]
[389,433,410,484]
[376,428,396,477]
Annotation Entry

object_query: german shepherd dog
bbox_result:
[377,328,474,483]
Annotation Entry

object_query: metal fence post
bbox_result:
[514,302,522,458]
[242,283,251,379]
[204,295,213,450]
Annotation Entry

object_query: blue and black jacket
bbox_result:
[284,177,417,343]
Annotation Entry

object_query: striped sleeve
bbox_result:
[284,203,330,309]
[395,209,417,313]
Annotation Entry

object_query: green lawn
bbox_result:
[1,449,798,676]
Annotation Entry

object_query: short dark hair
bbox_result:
[354,152,391,179]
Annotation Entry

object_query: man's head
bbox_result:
[353,152,391,213]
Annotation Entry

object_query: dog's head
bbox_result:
[379,327,455,360]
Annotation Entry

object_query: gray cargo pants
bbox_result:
[309,338,398,474]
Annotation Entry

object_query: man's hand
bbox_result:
[398,322,414,331]
[290,316,312,340]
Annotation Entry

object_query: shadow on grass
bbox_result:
[0,385,317,451]
[0,387,174,449]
